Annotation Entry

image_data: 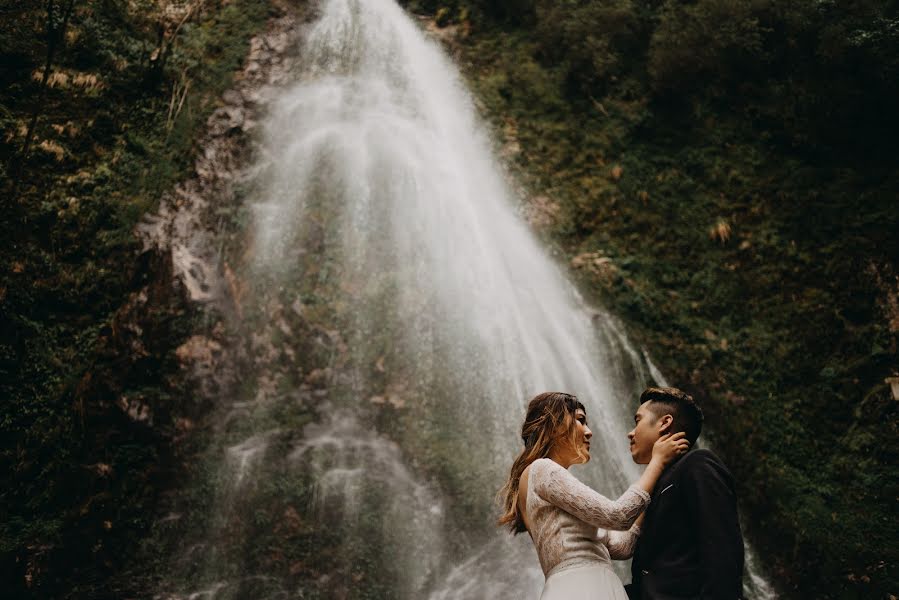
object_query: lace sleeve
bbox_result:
[597,524,641,559]
[530,459,649,530]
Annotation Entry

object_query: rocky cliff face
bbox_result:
[0,1,296,596]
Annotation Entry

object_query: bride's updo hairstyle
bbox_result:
[497,392,586,534]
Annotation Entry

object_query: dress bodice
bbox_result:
[525,458,648,577]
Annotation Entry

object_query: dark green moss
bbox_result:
[0,0,272,596]
[447,2,899,597]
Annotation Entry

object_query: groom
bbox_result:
[625,387,744,600]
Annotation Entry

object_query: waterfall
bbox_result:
[155,0,775,598]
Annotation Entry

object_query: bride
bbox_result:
[498,392,688,599]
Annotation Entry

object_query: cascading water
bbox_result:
[155,0,776,597]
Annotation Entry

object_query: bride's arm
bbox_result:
[532,434,688,530]
[531,459,649,530]
[599,514,644,559]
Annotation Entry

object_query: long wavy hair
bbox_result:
[497,392,586,534]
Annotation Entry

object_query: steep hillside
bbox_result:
[0,1,274,595]
[411,0,899,597]
[2,0,897,597]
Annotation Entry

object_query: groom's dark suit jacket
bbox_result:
[625,448,744,600]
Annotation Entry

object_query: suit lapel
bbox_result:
[638,451,694,565]
[635,468,670,567]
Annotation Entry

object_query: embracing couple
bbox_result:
[498,387,744,600]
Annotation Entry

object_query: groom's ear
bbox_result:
[657,414,674,435]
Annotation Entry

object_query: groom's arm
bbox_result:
[682,450,744,599]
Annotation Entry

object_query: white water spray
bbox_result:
[161,0,776,597]
[256,0,642,481]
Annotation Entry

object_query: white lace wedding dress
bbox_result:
[526,458,649,599]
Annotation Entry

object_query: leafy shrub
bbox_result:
[648,0,766,94]
[534,0,642,96]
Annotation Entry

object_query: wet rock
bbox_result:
[118,394,153,424]
[420,14,468,47]
[254,374,280,403]
[248,36,266,61]
[223,261,244,318]
[276,318,291,336]
[523,195,559,229]
[222,89,243,106]
[305,368,331,386]
[264,31,289,54]
[90,463,113,477]
[885,376,899,400]
[175,335,222,370]
[110,247,185,359]
[172,244,218,302]
[243,88,264,105]
[113,290,150,357]
[501,139,521,158]
[571,252,619,285]
[371,382,407,409]
[250,330,282,366]
[208,105,245,136]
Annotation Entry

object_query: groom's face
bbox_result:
[628,401,668,464]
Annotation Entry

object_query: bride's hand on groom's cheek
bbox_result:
[651,432,691,467]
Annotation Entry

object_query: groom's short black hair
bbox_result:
[640,387,704,445]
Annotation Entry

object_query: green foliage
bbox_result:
[647,0,765,93]
[462,0,537,24]
[451,0,899,596]
[535,0,642,96]
[0,0,270,596]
